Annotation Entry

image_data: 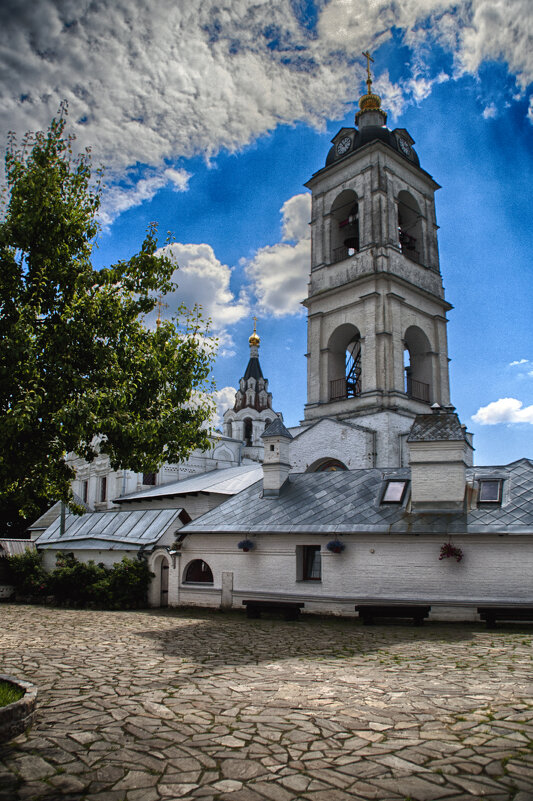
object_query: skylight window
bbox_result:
[382,480,408,504]
[478,479,502,504]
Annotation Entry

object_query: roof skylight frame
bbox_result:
[478,478,503,504]
[381,479,409,504]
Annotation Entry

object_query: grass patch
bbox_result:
[0,680,24,707]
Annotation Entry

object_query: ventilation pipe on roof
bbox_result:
[260,419,293,497]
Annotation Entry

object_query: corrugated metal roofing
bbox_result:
[184,459,533,536]
[0,539,36,556]
[114,464,263,503]
[35,508,182,549]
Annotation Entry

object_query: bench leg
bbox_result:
[284,610,300,621]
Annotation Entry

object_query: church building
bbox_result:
[33,60,533,620]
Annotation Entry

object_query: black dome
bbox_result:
[326,126,420,168]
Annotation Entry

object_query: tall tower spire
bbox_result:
[223,320,282,454]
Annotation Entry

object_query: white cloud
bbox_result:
[146,242,248,354]
[1,0,531,231]
[3,0,532,207]
[510,358,529,366]
[99,167,191,227]
[472,397,533,425]
[210,386,237,429]
[245,193,311,317]
[482,103,498,119]
[281,194,311,243]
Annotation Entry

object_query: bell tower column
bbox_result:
[301,54,453,466]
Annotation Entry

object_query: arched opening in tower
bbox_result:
[397,191,423,264]
[404,326,432,403]
[330,190,359,264]
[243,418,253,447]
[328,324,362,401]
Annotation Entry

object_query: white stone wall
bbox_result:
[171,532,533,616]
[289,418,375,471]
[40,547,140,571]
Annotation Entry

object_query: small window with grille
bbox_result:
[143,472,157,486]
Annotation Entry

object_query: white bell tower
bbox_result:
[302,54,452,465]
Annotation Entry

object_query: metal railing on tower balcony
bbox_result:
[330,377,362,401]
[332,244,358,264]
[406,376,430,403]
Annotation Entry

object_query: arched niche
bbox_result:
[184,559,213,584]
[243,417,253,446]
[330,190,359,264]
[307,458,348,473]
[328,324,362,401]
[404,325,432,402]
[398,191,423,264]
[148,552,171,608]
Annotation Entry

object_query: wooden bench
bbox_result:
[242,600,304,621]
[477,607,533,628]
[355,604,431,626]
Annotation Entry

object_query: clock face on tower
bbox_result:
[397,137,412,157]
[336,136,352,157]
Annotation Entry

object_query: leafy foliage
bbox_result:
[0,104,215,532]
[7,550,153,608]
[5,549,49,596]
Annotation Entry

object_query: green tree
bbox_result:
[0,104,215,533]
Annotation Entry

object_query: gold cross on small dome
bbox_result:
[249,316,260,346]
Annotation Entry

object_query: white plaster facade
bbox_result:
[171,532,533,619]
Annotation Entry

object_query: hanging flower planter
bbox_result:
[326,540,345,554]
[439,542,463,563]
[238,539,255,553]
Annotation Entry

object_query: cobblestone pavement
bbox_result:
[1,605,532,801]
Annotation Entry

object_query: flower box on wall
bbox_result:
[237,539,255,553]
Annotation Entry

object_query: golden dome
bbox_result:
[249,317,260,347]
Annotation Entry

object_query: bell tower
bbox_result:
[302,55,452,465]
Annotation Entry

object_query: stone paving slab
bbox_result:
[0,604,532,801]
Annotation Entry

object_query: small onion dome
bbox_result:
[249,318,260,347]
[359,91,382,112]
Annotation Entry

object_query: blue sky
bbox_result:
[2,0,532,466]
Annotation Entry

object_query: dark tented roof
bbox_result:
[408,412,468,442]
[183,460,533,536]
[262,418,293,439]
[243,357,263,381]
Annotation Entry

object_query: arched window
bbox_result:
[184,560,213,583]
[404,326,431,403]
[330,190,359,264]
[243,418,253,446]
[398,191,423,264]
[328,324,362,401]
[308,458,348,473]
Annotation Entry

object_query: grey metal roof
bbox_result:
[262,418,293,439]
[35,509,182,549]
[408,412,467,442]
[0,539,36,557]
[114,464,263,503]
[27,491,91,532]
[184,459,533,536]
